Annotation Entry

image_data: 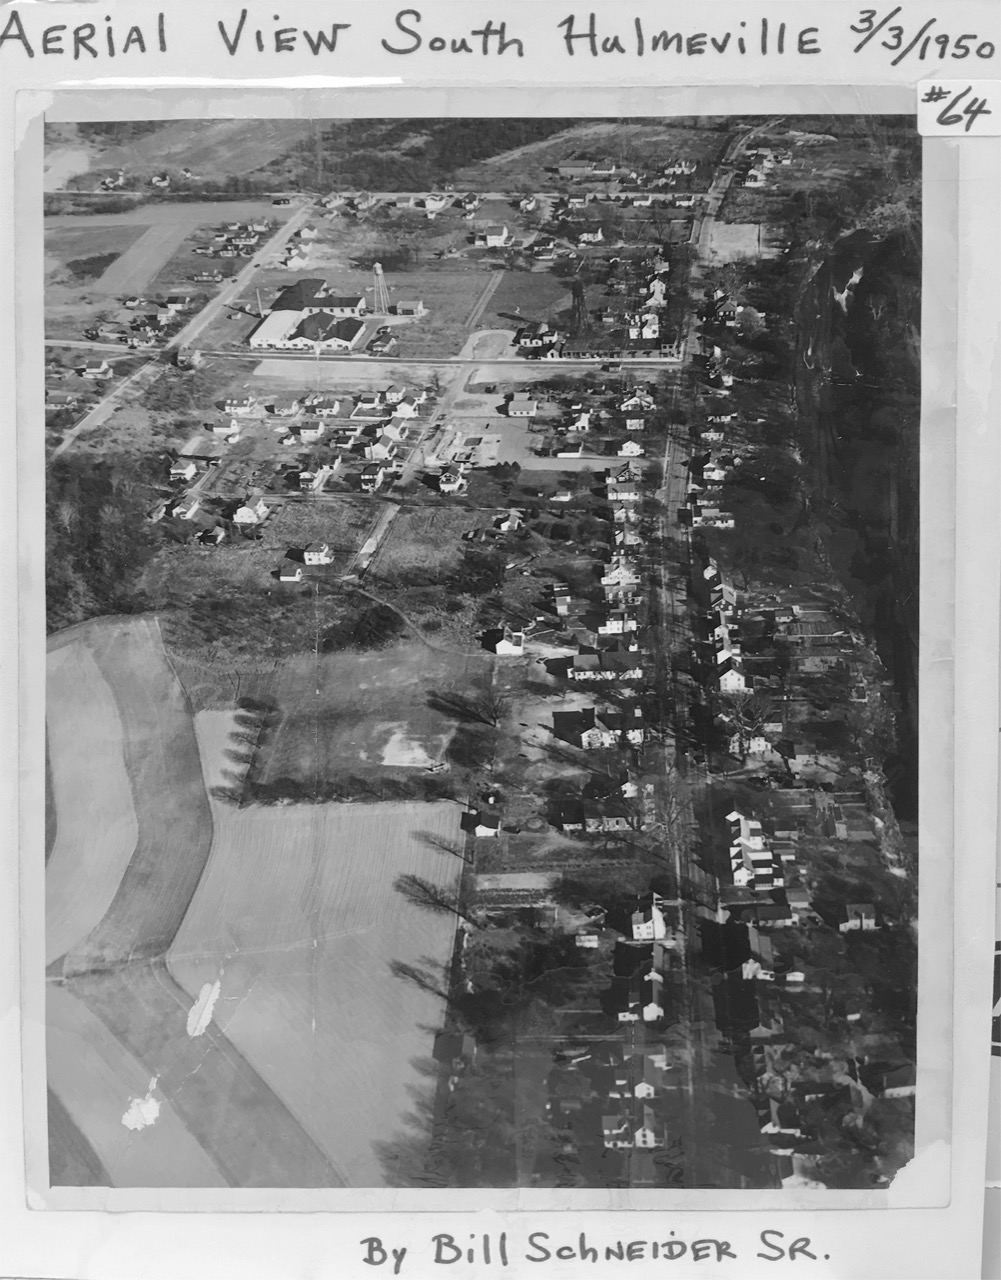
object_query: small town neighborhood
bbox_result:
[44,115,919,1190]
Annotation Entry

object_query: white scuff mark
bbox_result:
[122,1076,160,1131]
[186,978,222,1038]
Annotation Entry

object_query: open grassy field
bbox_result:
[47,120,318,189]
[45,224,149,284]
[45,638,139,966]
[478,270,571,329]
[45,223,149,338]
[167,799,464,1185]
[248,641,492,785]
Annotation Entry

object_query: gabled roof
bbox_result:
[271,278,330,310]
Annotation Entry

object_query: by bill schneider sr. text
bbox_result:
[0,7,997,67]
[358,1229,836,1272]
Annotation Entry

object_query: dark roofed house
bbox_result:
[290,314,366,350]
[432,1031,477,1067]
[554,798,587,834]
[271,278,367,318]
[461,810,501,838]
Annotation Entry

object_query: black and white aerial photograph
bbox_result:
[41,112,920,1192]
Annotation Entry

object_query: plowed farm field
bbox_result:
[45,615,466,1187]
[167,799,464,1186]
[45,638,138,967]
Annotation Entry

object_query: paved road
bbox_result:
[166,204,314,352]
[464,269,506,330]
[44,198,312,228]
[51,360,162,459]
[92,221,195,297]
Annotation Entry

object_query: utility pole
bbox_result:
[313,119,324,192]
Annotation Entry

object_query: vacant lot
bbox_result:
[167,799,464,1185]
[478,270,571,329]
[367,505,473,583]
[45,637,139,967]
[706,222,763,263]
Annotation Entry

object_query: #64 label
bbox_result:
[917,80,1000,134]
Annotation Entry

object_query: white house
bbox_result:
[491,627,525,657]
[279,558,303,582]
[632,897,668,941]
[365,435,399,463]
[618,439,645,458]
[475,225,511,248]
[393,395,421,419]
[634,1106,664,1149]
[303,543,334,566]
[233,498,270,527]
[170,459,198,482]
[508,394,538,418]
[360,463,387,493]
[465,811,500,838]
[438,468,467,495]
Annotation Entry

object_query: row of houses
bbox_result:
[194,219,271,261]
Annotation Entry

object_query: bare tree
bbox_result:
[394,872,476,924]
[717,689,774,760]
[389,959,451,1002]
[415,830,472,863]
[428,689,509,728]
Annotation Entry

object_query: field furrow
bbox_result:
[63,961,345,1187]
[59,618,214,974]
[45,641,139,966]
[168,800,464,1185]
